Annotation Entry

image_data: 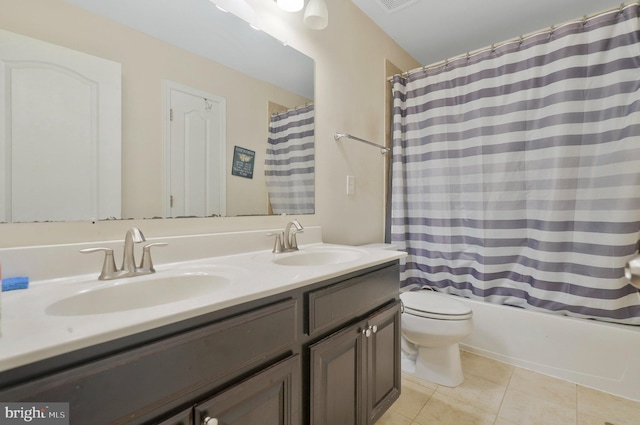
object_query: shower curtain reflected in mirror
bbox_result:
[265,104,315,214]
[390,4,640,325]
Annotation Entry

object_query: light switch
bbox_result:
[347,175,355,195]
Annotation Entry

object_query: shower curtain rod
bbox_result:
[334,132,391,154]
[271,102,313,116]
[387,1,639,81]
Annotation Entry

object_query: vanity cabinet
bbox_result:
[0,299,298,425]
[0,261,400,425]
[309,302,400,425]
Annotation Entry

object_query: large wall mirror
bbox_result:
[0,0,315,223]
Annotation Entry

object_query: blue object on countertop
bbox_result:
[2,276,29,291]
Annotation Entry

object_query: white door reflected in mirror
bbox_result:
[164,82,226,218]
[0,29,121,223]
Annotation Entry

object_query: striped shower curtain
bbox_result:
[265,104,315,214]
[391,5,640,325]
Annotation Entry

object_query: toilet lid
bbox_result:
[400,291,472,320]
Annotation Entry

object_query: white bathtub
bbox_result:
[452,295,640,402]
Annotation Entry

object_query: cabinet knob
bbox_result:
[203,417,219,425]
[361,325,378,337]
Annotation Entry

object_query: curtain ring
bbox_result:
[444,59,449,68]
[518,35,524,46]
[619,3,624,15]
[549,25,555,38]
[466,52,471,61]
[491,43,496,53]
[582,15,588,27]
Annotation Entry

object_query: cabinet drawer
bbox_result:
[307,263,399,336]
[0,299,298,425]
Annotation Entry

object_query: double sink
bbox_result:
[44,245,369,317]
[0,225,407,373]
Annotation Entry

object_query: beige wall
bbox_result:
[0,0,419,248]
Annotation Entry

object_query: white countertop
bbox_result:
[0,240,405,373]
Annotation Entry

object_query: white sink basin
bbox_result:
[45,273,230,316]
[270,247,368,266]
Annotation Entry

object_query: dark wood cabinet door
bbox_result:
[309,320,367,425]
[366,301,401,425]
[193,355,300,425]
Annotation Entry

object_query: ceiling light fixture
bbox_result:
[276,0,329,30]
[303,0,328,30]
[277,0,304,13]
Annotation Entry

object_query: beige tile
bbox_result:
[391,378,435,419]
[402,372,438,391]
[577,386,640,425]
[494,418,519,425]
[413,391,496,425]
[577,412,615,425]
[435,372,507,414]
[376,409,413,425]
[499,387,576,425]
[508,368,576,410]
[461,351,514,386]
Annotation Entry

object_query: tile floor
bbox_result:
[379,351,640,425]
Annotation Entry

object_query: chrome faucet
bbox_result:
[122,227,145,273]
[284,219,304,251]
[267,219,304,253]
[80,227,167,280]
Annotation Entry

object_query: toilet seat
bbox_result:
[400,291,472,320]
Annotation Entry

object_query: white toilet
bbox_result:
[400,290,473,387]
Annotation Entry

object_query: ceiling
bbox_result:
[352,0,626,66]
[65,0,627,83]
[64,0,315,98]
